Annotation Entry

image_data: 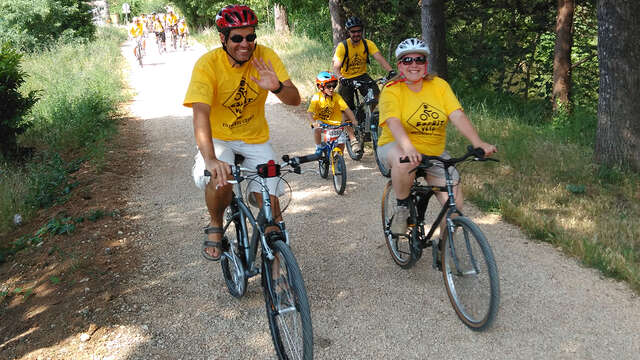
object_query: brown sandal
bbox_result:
[201,226,224,261]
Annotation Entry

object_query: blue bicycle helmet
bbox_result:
[316,71,338,87]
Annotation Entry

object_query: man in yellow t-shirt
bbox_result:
[307,71,360,154]
[152,13,166,52]
[183,4,301,262]
[177,18,189,49]
[332,16,395,111]
[129,17,145,57]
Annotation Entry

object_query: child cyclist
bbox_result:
[307,71,361,155]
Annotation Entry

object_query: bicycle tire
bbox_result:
[332,153,347,195]
[318,156,329,179]
[381,180,418,268]
[442,216,500,331]
[137,43,143,66]
[371,111,390,177]
[220,205,248,298]
[262,239,313,360]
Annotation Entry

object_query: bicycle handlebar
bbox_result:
[318,123,353,129]
[399,145,499,167]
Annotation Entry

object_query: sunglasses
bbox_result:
[229,33,257,43]
[399,56,427,65]
[349,28,363,34]
[324,81,338,89]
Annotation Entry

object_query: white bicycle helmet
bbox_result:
[395,38,431,59]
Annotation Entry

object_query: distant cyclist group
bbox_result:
[128,6,190,62]
[180,4,500,359]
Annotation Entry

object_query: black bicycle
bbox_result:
[205,153,320,359]
[381,146,500,331]
[344,77,389,177]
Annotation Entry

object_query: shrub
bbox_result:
[0,43,39,158]
[0,0,95,52]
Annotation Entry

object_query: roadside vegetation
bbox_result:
[196,28,640,293]
[0,26,128,250]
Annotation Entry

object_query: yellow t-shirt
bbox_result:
[332,39,380,79]
[153,19,164,32]
[307,92,348,126]
[378,77,462,155]
[178,23,188,35]
[129,23,143,37]
[183,45,291,144]
[166,13,178,26]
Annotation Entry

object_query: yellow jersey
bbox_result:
[333,39,380,79]
[378,77,462,156]
[183,45,291,144]
[178,22,188,35]
[307,92,348,126]
[166,13,178,26]
[129,23,144,37]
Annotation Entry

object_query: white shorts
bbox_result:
[192,139,285,196]
[376,142,460,182]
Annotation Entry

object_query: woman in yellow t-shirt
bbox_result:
[377,38,497,236]
[307,71,360,155]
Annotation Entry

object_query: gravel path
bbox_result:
[115,39,640,359]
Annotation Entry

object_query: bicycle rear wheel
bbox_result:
[381,180,418,268]
[332,153,347,195]
[371,111,390,177]
[442,216,499,331]
[137,43,143,66]
[220,202,247,298]
[262,239,313,360]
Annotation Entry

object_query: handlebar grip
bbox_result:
[467,145,485,158]
[204,169,211,177]
[297,153,321,164]
[399,156,410,163]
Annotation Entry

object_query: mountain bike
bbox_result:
[316,123,350,195]
[155,32,165,55]
[381,146,500,331]
[344,77,389,177]
[204,153,319,359]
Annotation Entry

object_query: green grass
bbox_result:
[194,28,640,293]
[0,26,128,236]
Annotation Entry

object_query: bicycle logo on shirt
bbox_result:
[317,106,332,122]
[223,78,258,118]
[407,103,446,135]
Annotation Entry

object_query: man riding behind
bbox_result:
[332,16,396,112]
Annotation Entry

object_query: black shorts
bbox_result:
[155,32,165,42]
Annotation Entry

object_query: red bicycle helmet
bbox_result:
[316,71,338,88]
[216,5,258,32]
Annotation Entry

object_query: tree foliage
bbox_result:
[0,0,95,52]
[0,43,39,158]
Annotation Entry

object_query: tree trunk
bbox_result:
[274,3,290,35]
[552,0,575,112]
[420,0,447,79]
[329,0,346,46]
[595,0,640,171]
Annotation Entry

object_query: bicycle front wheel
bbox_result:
[371,111,390,177]
[220,206,247,298]
[318,156,329,179]
[332,153,347,195]
[262,239,313,360]
[381,180,418,268]
[442,216,500,331]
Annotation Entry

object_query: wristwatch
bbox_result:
[271,81,284,94]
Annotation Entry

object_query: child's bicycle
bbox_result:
[204,153,320,359]
[316,123,351,195]
[381,146,500,331]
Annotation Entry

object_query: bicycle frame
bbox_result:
[224,166,289,276]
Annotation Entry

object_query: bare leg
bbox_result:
[203,181,233,258]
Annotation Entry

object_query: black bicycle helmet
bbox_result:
[345,16,363,30]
